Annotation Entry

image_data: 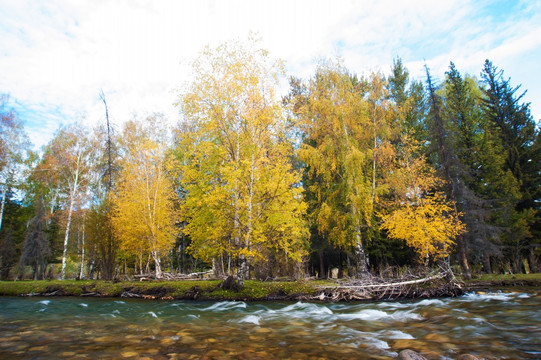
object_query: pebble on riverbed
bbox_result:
[397,349,483,360]
[457,355,482,360]
[397,349,428,360]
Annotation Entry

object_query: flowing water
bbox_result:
[0,290,539,359]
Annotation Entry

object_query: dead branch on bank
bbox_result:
[133,270,214,281]
[314,265,463,301]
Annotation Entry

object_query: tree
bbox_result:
[0,226,16,280]
[42,123,91,279]
[83,93,120,280]
[480,60,541,272]
[287,62,390,277]
[387,58,427,139]
[112,116,178,278]
[381,136,465,263]
[177,38,308,286]
[425,65,472,278]
[442,62,519,273]
[18,199,50,280]
[0,94,30,233]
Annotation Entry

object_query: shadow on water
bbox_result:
[0,289,540,359]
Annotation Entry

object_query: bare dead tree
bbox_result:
[99,90,113,192]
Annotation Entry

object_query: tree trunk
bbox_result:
[233,134,244,286]
[338,251,344,279]
[237,253,248,288]
[88,258,95,279]
[0,184,6,233]
[79,220,85,279]
[353,203,369,276]
[372,101,377,203]
[346,253,354,277]
[239,151,255,285]
[528,250,539,273]
[354,232,369,277]
[318,249,325,279]
[60,192,76,280]
[482,253,492,274]
[154,255,162,278]
[60,147,81,280]
[33,262,38,281]
[456,236,471,278]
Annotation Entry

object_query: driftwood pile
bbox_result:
[314,266,463,301]
[133,270,213,282]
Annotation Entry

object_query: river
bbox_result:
[0,290,539,359]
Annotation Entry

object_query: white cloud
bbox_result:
[0,0,539,151]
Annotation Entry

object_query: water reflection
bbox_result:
[0,290,539,359]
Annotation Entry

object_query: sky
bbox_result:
[1,0,540,150]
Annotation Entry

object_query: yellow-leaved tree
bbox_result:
[286,62,394,276]
[175,38,308,286]
[112,116,177,278]
[380,136,465,263]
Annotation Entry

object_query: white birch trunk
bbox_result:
[60,191,76,279]
[372,101,377,203]
[60,152,81,280]
[79,219,85,279]
[352,204,368,276]
[0,184,6,233]
[233,134,244,286]
[153,251,162,278]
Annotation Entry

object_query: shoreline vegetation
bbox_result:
[1,273,539,302]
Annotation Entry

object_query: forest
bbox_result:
[1,39,540,284]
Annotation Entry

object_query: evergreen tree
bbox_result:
[425,64,472,278]
[18,200,50,280]
[0,226,16,280]
[481,60,541,272]
[443,62,519,273]
[388,58,427,140]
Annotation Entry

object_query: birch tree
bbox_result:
[381,136,465,263]
[43,123,90,279]
[287,62,377,276]
[112,116,178,278]
[176,38,308,286]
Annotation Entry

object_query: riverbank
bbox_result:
[0,279,319,301]
[462,273,541,290]
[0,273,539,301]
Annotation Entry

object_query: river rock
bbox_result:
[159,338,175,346]
[397,349,428,360]
[458,355,481,360]
[120,351,139,358]
[424,333,451,342]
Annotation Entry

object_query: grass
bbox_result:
[1,274,538,300]
[463,273,541,282]
[0,279,323,300]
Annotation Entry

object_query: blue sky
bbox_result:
[0,0,540,149]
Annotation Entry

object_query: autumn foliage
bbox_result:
[1,38,539,281]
